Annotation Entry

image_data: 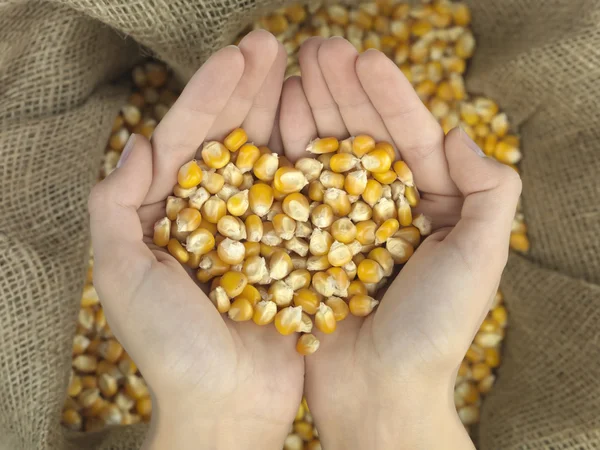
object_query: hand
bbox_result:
[278,37,521,450]
[88,31,304,450]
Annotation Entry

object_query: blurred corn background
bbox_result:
[62,0,527,446]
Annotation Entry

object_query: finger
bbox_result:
[147,46,244,203]
[207,30,280,142]
[356,49,459,196]
[241,40,287,146]
[268,103,284,154]
[444,127,522,277]
[317,38,393,143]
[298,37,348,138]
[89,134,155,304]
[280,76,318,162]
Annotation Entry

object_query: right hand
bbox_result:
[278,37,521,450]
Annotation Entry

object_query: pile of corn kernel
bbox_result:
[63,0,525,443]
[158,129,426,355]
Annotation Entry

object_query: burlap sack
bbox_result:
[1,1,598,449]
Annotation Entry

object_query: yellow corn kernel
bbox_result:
[62,409,82,431]
[242,255,268,284]
[176,208,202,233]
[124,375,149,400]
[152,217,171,247]
[342,169,367,197]
[273,167,309,194]
[311,271,335,297]
[167,238,189,264]
[201,196,227,224]
[268,280,294,307]
[327,267,350,297]
[109,128,130,151]
[201,141,230,169]
[492,305,508,328]
[297,312,314,334]
[67,375,83,397]
[361,149,393,173]
[98,339,123,363]
[269,250,293,280]
[173,184,198,199]
[217,238,245,265]
[293,288,321,315]
[357,259,384,283]
[201,170,225,194]
[217,215,246,241]
[253,152,279,182]
[368,248,394,278]
[348,201,373,222]
[319,170,345,190]
[248,183,274,217]
[306,255,331,271]
[225,189,249,217]
[296,334,320,355]
[318,152,333,170]
[283,193,310,222]
[295,158,324,182]
[374,218,400,245]
[325,297,349,322]
[315,303,337,334]
[244,214,263,243]
[284,236,309,257]
[373,198,397,224]
[177,160,203,189]
[251,300,277,325]
[97,373,118,398]
[260,243,277,258]
[307,137,339,154]
[396,195,413,226]
[232,144,259,174]
[285,269,311,291]
[330,218,357,244]
[484,347,501,368]
[323,188,351,217]
[270,214,295,241]
[349,294,379,317]
[228,297,253,322]
[362,179,383,207]
[209,287,231,313]
[219,163,244,188]
[404,185,420,207]
[223,128,248,152]
[275,306,303,335]
[509,232,529,252]
[494,141,522,164]
[219,271,248,298]
[348,279,368,297]
[261,222,282,246]
[309,204,333,230]
[80,375,98,390]
[355,220,377,245]
[452,3,471,26]
[371,170,395,185]
[166,196,187,221]
[412,213,431,236]
[188,187,210,211]
[386,237,414,264]
[328,241,353,267]
[393,226,421,247]
[392,161,413,186]
[329,152,359,173]
[234,285,260,307]
[349,135,374,157]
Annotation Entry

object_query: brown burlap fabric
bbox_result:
[1,1,598,449]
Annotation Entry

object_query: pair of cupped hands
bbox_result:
[89,31,520,450]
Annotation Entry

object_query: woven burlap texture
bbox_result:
[1,1,599,449]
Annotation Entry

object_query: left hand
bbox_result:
[88,31,303,450]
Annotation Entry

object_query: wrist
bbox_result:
[315,377,474,450]
[142,395,289,450]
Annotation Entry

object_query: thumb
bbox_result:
[88,134,155,306]
[444,127,522,279]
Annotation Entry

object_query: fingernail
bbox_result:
[461,128,485,157]
[117,134,136,168]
